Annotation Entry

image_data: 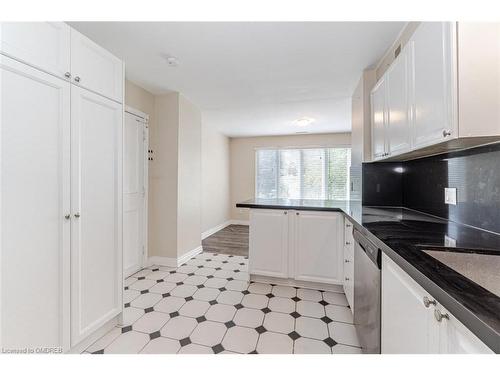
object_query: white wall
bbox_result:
[151,93,179,259]
[201,124,231,234]
[229,133,351,221]
[177,94,202,258]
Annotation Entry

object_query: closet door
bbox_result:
[1,55,70,350]
[70,29,123,103]
[70,86,123,345]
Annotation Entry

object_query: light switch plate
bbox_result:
[444,187,457,205]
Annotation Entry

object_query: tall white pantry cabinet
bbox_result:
[0,22,124,352]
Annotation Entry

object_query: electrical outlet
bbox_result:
[444,235,456,247]
[444,187,457,205]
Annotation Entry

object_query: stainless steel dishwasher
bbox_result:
[353,228,381,354]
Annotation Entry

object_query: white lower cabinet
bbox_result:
[249,209,344,286]
[294,211,344,284]
[70,86,123,346]
[382,253,493,354]
[249,209,289,278]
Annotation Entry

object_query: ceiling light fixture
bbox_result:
[293,117,315,127]
[164,55,179,67]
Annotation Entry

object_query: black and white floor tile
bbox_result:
[83,252,362,354]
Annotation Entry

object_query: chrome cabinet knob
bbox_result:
[64,72,71,78]
[74,213,81,218]
[442,129,452,137]
[423,296,437,308]
[64,214,71,220]
[434,309,449,322]
[74,76,81,83]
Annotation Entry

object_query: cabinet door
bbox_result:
[1,55,70,350]
[371,78,387,160]
[386,45,411,156]
[411,22,457,148]
[249,209,288,278]
[438,307,493,354]
[294,211,343,284]
[381,254,437,353]
[70,29,123,103]
[0,22,70,79]
[71,86,123,345]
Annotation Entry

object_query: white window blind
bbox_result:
[255,147,351,200]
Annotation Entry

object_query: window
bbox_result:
[255,147,351,200]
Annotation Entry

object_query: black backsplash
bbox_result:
[362,143,500,234]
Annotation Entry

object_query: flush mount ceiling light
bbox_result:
[164,55,179,67]
[293,117,315,127]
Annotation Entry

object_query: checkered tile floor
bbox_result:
[83,252,362,354]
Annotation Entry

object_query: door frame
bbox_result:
[124,106,149,276]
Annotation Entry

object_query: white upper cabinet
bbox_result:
[70,29,123,103]
[386,44,412,156]
[293,211,344,284]
[371,78,387,160]
[0,22,70,79]
[411,22,457,148]
[370,22,500,161]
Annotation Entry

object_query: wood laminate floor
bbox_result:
[202,225,249,256]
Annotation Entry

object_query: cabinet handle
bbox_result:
[346,241,351,245]
[434,309,449,322]
[442,129,452,137]
[346,224,352,228]
[74,213,81,218]
[344,259,350,263]
[296,212,299,216]
[423,296,437,308]
[64,214,71,220]
[284,211,287,215]
[345,277,350,281]
[74,76,81,83]
[64,72,71,79]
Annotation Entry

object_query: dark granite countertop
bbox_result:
[236,199,500,353]
[236,198,350,212]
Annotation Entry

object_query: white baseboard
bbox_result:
[230,219,249,226]
[147,245,203,268]
[147,256,177,268]
[201,220,232,240]
[177,245,203,265]
[201,219,249,240]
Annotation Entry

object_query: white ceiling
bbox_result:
[69,22,404,137]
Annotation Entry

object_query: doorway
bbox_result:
[123,107,149,277]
